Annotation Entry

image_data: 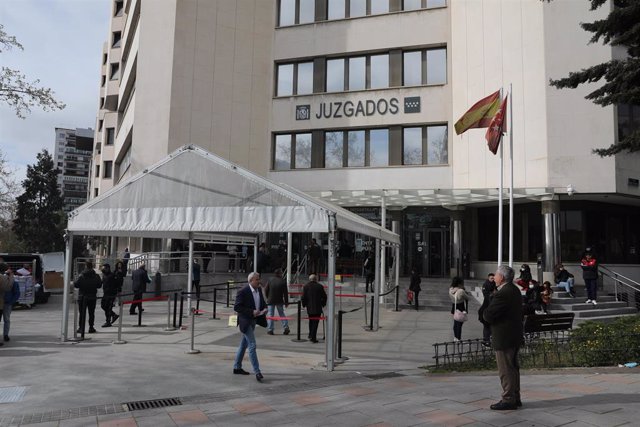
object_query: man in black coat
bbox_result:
[301,274,327,343]
[478,273,496,346]
[483,265,524,410]
[100,264,120,327]
[74,261,102,334]
[233,272,267,382]
[264,268,290,335]
[130,264,150,315]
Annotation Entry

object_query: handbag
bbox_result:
[453,292,468,323]
[407,289,414,303]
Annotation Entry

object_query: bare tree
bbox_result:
[0,24,65,118]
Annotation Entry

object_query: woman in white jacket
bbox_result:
[449,277,469,341]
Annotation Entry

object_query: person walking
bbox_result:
[130,264,150,315]
[227,244,238,273]
[409,268,422,311]
[554,263,575,297]
[100,264,119,327]
[123,248,130,273]
[448,277,468,341]
[363,252,375,293]
[192,259,201,312]
[0,263,16,345]
[307,239,321,275]
[478,273,496,347]
[483,265,524,410]
[581,250,599,305]
[233,272,267,382]
[264,269,290,336]
[74,261,102,334]
[301,274,327,343]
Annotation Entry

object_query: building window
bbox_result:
[370,0,389,15]
[326,59,345,92]
[403,125,448,165]
[103,161,113,178]
[402,48,446,86]
[348,57,366,90]
[324,128,390,168]
[274,134,292,170]
[98,119,104,131]
[110,63,120,80]
[328,0,346,19]
[276,62,314,96]
[350,0,366,17]
[426,48,446,84]
[114,0,124,16]
[325,131,344,168]
[112,31,122,48]
[94,188,99,197]
[427,125,448,164]
[347,130,365,167]
[403,127,422,165]
[403,0,447,10]
[278,0,315,26]
[403,51,422,86]
[103,53,107,65]
[100,97,105,108]
[101,75,106,87]
[618,103,640,141]
[106,128,115,145]
[295,133,312,168]
[95,164,100,177]
[369,128,389,166]
[370,54,389,89]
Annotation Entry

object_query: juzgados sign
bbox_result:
[296,96,420,120]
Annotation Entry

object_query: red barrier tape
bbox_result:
[289,291,364,298]
[319,273,354,278]
[122,295,169,305]
[289,283,343,288]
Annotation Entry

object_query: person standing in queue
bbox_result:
[74,261,102,334]
[233,272,267,382]
[483,265,524,411]
[409,268,422,311]
[100,264,119,327]
[301,274,327,343]
[130,263,150,315]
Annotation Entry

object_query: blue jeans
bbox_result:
[234,322,260,374]
[267,304,289,332]
[3,304,11,337]
[558,278,575,294]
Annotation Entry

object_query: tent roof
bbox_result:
[67,145,399,243]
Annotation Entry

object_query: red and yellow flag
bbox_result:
[454,90,501,135]
[486,94,508,155]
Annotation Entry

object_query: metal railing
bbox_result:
[599,265,640,310]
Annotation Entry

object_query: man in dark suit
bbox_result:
[233,272,267,382]
[478,273,496,346]
[483,265,524,410]
[130,264,150,315]
[301,274,327,343]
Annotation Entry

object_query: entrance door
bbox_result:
[426,228,449,277]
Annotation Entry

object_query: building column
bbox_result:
[542,199,561,281]
[450,208,465,278]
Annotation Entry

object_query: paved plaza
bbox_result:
[1,293,639,426]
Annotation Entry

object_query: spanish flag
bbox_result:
[454,90,501,135]
[486,94,508,155]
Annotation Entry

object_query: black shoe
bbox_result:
[267,330,274,335]
[516,399,523,407]
[233,368,250,375]
[310,339,319,343]
[130,312,137,316]
[76,328,82,334]
[283,327,290,335]
[490,401,517,410]
[102,322,112,328]
[3,335,9,342]
[111,314,119,323]
[88,327,97,334]
[256,373,264,382]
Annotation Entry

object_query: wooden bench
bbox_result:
[523,312,575,334]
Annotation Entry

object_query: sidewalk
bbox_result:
[1,295,639,426]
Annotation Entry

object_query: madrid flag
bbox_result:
[454,90,501,135]
[485,94,508,155]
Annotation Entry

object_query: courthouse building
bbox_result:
[90,0,640,278]
[54,127,94,213]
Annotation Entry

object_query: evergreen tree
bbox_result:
[549,0,640,156]
[13,149,65,252]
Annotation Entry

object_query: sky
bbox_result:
[0,0,110,185]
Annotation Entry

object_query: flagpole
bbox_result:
[498,87,504,268]
[508,83,514,268]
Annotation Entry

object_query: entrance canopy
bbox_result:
[67,145,399,244]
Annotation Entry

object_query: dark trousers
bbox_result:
[79,296,97,329]
[101,296,116,323]
[585,278,598,300]
[308,312,321,341]
[482,322,492,343]
[130,292,143,314]
[453,319,463,340]
[413,290,420,310]
[228,256,236,271]
[495,347,521,404]
[365,273,374,292]
[193,280,201,310]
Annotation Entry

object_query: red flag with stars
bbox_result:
[486,94,508,155]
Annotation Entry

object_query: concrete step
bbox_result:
[573,307,638,318]
[553,295,617,303]
[550,301,629,311]
[574,313,639,324]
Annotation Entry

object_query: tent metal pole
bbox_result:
[61,231,74,342]
[326,214,337,371]
[373,239,380,331]
[254,238,258,274]
[380,194,386,307]
[286,232,292,285]
[392,221,400,299]
[187,235,194,313]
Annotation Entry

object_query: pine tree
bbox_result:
[549,0,640,156]
[13,149,65,252]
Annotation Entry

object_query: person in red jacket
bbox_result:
[581,250,599,305]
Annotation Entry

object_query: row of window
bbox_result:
[273,124,448,170]
[278,0,446,27]
[96,161,113,179]
[276,47,446,96]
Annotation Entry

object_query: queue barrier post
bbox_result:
[186,307,201,354]
[113,295,126,344]
[78,295,86,340]
[211,288,218,320]
[165,294,176,331]
[369,295,375,331]
[291,300,307,342]
[226,281,231,307]
[72,293,79,341]
[179,294,184,328]
[172,292,178,328]
[394,285,400,312]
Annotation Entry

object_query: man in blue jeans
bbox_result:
[233,272,267,382]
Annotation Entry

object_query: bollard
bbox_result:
[78,295,86,340]
[291,300,307,342]
[394,285,400,312]
[165,295,175,331]
[172,292,178,328]
[72,294,79,340]
[137,305,143,327]
[226,282,231,307]
[369,295,375,331]
[337,310,344,359]
[179,295,184,328]
[113,295,127,344]
[186,307,201,354]
[210,288,218,320]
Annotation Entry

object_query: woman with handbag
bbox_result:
[449,277,469,342]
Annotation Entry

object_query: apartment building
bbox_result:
[90,0,640,277]
[54,127,93,213]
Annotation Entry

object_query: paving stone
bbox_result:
[58,415,98,427]
[169,409,211,426]
[231,401,273,415]
[134,413,178,427]
[415,409,476,426]
[97,417,138,427]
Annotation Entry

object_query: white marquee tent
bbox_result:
[63,145,399,369]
